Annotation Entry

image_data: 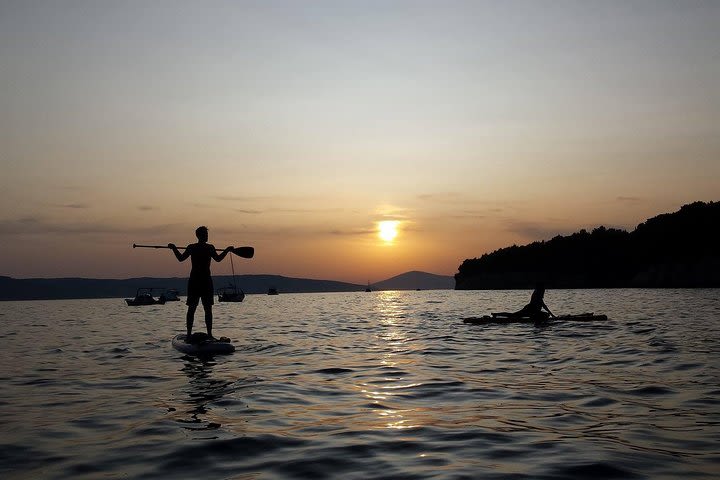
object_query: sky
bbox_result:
[1,1,719,283]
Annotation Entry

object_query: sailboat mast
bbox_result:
[230,254,238,293]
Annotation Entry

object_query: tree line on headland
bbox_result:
[455,201,720,289]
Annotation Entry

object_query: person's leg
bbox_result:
[204,304,213,338]
[186,295,200,340]
[511,305,535,318]
[186,304,197,338]
[493,307,528,318]
[201,294,214,338]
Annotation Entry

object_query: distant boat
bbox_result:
[267,287,278,295]
[365,281,372,292]
[125,288,166,306]
[218,255,245,302]
[159,288,180,302]
[218,284,245,302]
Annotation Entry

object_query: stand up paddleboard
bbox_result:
[463,313,608,325]
[172,333,236,355]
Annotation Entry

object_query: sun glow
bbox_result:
[378,221,399,242]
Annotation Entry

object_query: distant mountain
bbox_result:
[370,271,454,291]
[455,201,720,289]
[0,274,363,301]
[0,270,453,301]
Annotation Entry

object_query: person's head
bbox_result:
[534,282,545,296]
[195,226,208,242]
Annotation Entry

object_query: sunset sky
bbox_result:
[1,1,719,283]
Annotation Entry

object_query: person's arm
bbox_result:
[211,244,234,262]
[169,243,191,262]
[542,301,555,317]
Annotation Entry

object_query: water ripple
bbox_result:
[1,290,719,479]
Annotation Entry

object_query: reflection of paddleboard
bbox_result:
[463,313,608,325]
[172,333,235,355]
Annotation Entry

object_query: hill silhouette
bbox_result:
[0,275,361,301]
[370,271,454,291]
[455,201,720,289]
[0,271,453,301]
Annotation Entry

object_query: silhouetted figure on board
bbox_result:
[169,226,233,341]
[492,283,555,321]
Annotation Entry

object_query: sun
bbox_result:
[378,221,399,242]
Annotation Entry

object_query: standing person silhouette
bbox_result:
[492,283,555,321]
[169,226,233,342]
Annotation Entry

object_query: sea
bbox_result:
[1,289,719,479]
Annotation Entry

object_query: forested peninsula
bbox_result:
[455,201,720,289]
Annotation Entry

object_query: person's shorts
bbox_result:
[186,293,214,307]
[187,277,214,307]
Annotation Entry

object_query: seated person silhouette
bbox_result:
[492,283,555,321]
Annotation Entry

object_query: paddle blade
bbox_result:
[232,246,254,258]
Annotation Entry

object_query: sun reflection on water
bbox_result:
[357,291,427,430]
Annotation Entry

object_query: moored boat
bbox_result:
[218,284,245,302]
[218,255,245,302]
[125,288,166,306]
[159,288,180,302]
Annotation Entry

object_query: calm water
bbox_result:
[1,289,719,479]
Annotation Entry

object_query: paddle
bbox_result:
[133,244,254,259]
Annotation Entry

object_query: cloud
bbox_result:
[233,209,263,214]
[371,205,411,221]
[417,192,466,203]
[447,208,503,219]
[616,196,643,204]
[267,207,345,214]
[210,223,377,239]
[137,205,156,211]
[227,207,344,214]
[53,203,90,209]
[448,213,487,220]
[0,217,116,235]
[0,217,185,236]
[215,194,319,203]
[54,185,89,192]
[195,198,342,214]
[416,207,503,222]
[416,194,514,215]
[215,195,269,202]
[208,224,325,237]
[505,221,571,241]
[328,228,375,236]
[373,213,409,221]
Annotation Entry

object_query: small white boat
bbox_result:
[218,284,245,302]
[219,255,246,302]
[159,289,180,302]
[125,288,166,306]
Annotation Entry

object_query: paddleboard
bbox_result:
[463,313,608,325]
[172,333,236,355]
